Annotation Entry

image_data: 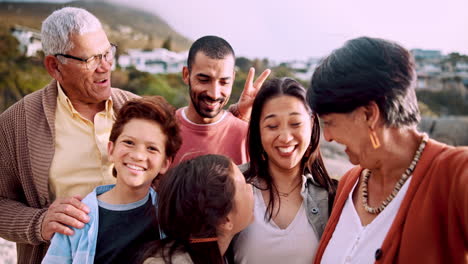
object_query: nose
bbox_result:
[95,56,112,72]
[206,82,222,100]
[278,127,294,143]
[322,127,333,142]
[129,146,146,161]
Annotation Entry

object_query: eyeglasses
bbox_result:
[54,44,117,70]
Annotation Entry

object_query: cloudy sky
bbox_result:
[5,0,468,61]
[113,0,468,61]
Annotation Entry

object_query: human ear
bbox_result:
[107,141,115,162]
[158,158,171,175]
[364,102,380,129]
[218,215,234,233]
[44,55,62,81]
[182,66,190,85]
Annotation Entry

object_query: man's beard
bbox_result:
[189,81,229,119]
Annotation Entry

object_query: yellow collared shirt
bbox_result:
[49,83,116,200]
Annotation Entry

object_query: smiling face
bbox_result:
[183,52,235,124]
[319,110,370,166]
[108,118,170,191]
[260,95,312,174]
[54,29,113,105]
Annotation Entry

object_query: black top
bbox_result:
[94,195,160,264]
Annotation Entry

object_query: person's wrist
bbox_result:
[229,103,249,122]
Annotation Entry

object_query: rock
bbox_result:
[419,116,468,146]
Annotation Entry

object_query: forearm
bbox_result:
[0,198,48,245]
[0,124,48,245]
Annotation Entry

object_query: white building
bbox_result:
[10,25,42,57]
[284,58,319,81]
[119,48,187,74]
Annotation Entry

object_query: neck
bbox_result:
[369,128,424,186]
[98,183,149,204]
[267,162,302,191]
[217,232,234,256]
[72,100,106,121]
[185,105,223,124]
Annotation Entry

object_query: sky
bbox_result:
[4,0,468,61]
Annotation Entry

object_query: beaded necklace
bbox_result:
[361,134,428,214]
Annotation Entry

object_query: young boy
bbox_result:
[42,96,182,264]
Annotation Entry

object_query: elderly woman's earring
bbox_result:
[369,129,381,149]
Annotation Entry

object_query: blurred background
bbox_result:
[0,0,467,261]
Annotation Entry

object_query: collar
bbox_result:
[57,82,114,119]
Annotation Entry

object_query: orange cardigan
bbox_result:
[314,139,468,264]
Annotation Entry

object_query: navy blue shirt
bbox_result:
[94,193,160,264]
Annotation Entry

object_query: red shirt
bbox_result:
[171,108,249,167]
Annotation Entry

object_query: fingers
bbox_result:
[69,195,90,214]
[245,67,255,86]
[243,67,271,95]
[253,69,271,88]
[41,196,91,240]
[42,217,75,237]
[56,198,90,224]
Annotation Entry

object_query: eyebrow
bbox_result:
[120,135,159,146]
[262,112,301,122]
[196,73,210,79]
[195,73,232,80]
[88,44,112,59]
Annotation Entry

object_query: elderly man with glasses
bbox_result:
[0,7,138,263]
[0,6,268,264]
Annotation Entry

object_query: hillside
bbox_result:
[0,0,192,52]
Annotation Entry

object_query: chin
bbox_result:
[346,157,360,165]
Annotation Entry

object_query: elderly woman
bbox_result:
[308,37,468,264]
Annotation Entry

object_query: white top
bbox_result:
[234,182,319,264]
[321,170,413,264]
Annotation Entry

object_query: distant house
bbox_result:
[283,58,319,81]
[456,62,468,72]
[119,48,187,74]
[411,49,442,61]
[10,25,42,57]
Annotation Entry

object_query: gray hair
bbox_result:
[41,7,102,56]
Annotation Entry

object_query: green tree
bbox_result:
[0,28,50,112]
[235,57,252,72]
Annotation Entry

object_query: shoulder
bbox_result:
[335,166,362,196]
[0,88,44,120]
[225,111,248,125]
[111,88,139,108]
[111,87,138,98]
[339,166,362,184]
[424,140,468,176]
[222,112,248,133]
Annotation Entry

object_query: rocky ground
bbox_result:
[0,140,353,263]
